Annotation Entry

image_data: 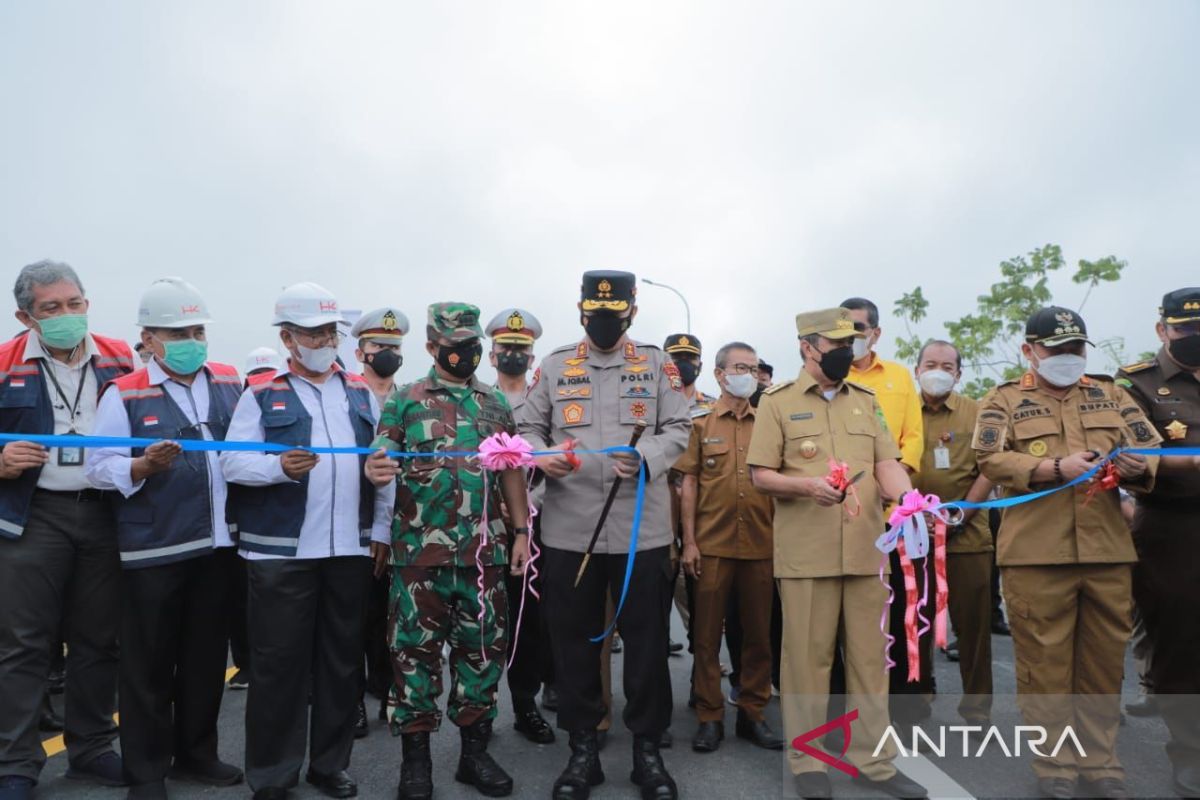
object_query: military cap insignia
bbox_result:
[679,335,691,348]
[507,311,525,331]
[598,279,613,296]
[1188,301,1200,311]
[1166,420,1188,440]
[382,310,398,330]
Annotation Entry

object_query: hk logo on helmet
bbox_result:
[319,301,338,312]
[181,305,200,314]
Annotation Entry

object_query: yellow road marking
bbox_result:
[41,667,239,757]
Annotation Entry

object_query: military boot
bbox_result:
[454,720,513,797]
[552,729,605,800]
[396,732,432,800]
[630,735,677,800]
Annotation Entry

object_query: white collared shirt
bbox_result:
[86,359,234,549]
[25,333,100,491]
[219,366,395,560]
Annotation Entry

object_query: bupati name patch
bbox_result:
[1079,401,1119,413]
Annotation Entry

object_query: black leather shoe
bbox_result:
[514,708,555,744]
[991,617,1011,636]
[1174,764,1200,798]
[354,699,369,739]
[541,684,559,712]
[735,712,784,751]
[397,732,433,800]
[1123,695,1158,717]
[794,772,832,799]
[305,768,357,798]
[552,729,605,800]
[65,751,127,787]
[691,721,723,753]
[126,782,167,799]
[629,735,677,800]
[658,729,673,749]
[455,720,513,797]
[252,789,289,800]
[851,769,928,799]
[610,635,623,654]
[169,759,244,786]
[668,639,684,654]
[37,695,63,732]
[1035,777,1075,799]
[1078,776,1128,799]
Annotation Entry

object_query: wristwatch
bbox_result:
[512,526,530,535]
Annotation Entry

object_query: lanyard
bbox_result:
[39,358,90,432]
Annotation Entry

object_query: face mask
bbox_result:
[1034,353,1087,387]
[365,348,401,378]
[749,386,765,407]
[495,351,531,377]
[816,345,854,382]
[1168,334,1200,369]
[155,336,208,375]
[437,340,482,380]
[852,335,872,360]
[583,313,629,350]
[918,368,956,398]
[36,313,88,350]
[675,360,700,387]
[724,372,758,399]
[295,343,338,374]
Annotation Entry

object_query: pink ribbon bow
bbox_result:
[479,432,536,471]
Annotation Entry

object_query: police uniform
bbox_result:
[1116,288,1200,793]
[972,307,1161,792]
[746,308,907,787]
[517,271,690,800]
[485,307,555,744]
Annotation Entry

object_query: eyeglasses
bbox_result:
[724,362,760,375]
[290,328,345,348]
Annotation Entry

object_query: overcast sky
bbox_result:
[3,1,1197,393]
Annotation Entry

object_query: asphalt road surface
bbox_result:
[39,614,1175,799]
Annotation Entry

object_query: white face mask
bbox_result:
[852,335,872,360]
[296,343,338,374]
[917,369,956,398]
[1034,353,1087,387]
[724,372,758,399]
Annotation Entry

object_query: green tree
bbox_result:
[894,245,1129,398]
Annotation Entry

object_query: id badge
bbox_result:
[933,446,951,470]
[57,432,85,467]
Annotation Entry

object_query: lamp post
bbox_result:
[642,279,691,334]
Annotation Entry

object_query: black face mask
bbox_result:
[365,348,401,378]
[749,386,765,407]
[495,351,531,377]
[583,313,630,351]
[1169,334,1200,369]
[436,340,482,380]
[674,360,700,387]
[816,345,854,382]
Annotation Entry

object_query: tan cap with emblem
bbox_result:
[795,307,863,340]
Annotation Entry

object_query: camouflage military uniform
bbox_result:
[376,358,517,734]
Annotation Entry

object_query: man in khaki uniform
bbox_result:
[911,340,994,725]
[973,306,1160,800]
[518,270,691,800]
[676,341,782,754]
[747,308,926,800]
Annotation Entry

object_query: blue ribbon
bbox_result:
[590,459,647,644]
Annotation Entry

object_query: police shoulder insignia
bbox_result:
[1120,361,1154,374]
[662,361,683,391]
[530,367,541,390]
[1020,372,1036,390]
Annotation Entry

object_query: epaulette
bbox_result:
[763,380,793,395]
[1119,360,1154,374]
[549,342,582,356]
[1083,373,1114,383]
[845,380,875,395]
[689,406,712,419]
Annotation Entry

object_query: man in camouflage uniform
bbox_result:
[365,303,531,800]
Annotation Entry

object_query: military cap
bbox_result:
[795,307,862,340]
[580,270,636,313]
[1024,306,1093,347]
[426,302,484,343]
[350,307,410,345]
[486,308,542,345]
[1160,288,1200,324]
[664,333,701,356]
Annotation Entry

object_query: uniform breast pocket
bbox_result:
[1012,416,1060,456]
[620,397,656,426]
[842,415,878,465]
[554,397,592,429]
[784,418,824,466]
[1081,411,1125,451]
[700,441,730,471]
[408,439,444,472]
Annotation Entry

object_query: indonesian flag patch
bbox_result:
[10,379,24,388]
[142,415,159,426]
[272,402,287,411]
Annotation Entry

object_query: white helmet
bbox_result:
[137,277,213,329]
[244,347,283,375]
[271,282,346,327]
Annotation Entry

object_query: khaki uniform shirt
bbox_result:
[1116,349,1200,502]
[517,339,692,554]
[746,370,901,578]
[972,372,1161,567]
[674,395,774,560]
[914,392,993,554]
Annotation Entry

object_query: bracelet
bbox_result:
[1053,457,1064,484]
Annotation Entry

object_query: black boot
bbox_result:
[552,729,605,800]
[397,732,432,800]
[455,720,513,797]
[630,735,677,800]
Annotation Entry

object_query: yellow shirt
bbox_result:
[849,354,924,471]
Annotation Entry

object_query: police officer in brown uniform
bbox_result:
[972,306,1160,800]
[518,271,691,800]
[912,340,994,725]
[746,308,927,800]
[1115,288,1200,797]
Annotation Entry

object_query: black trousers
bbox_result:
[245,556,371,791]
[506,519,547,707]
[0,490,120,781]
[543,546,672,736]
[120,548,234,787]
[363,570,391,699]
[228,555,249,671]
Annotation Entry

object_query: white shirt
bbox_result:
[25,333,100,491]
[219,366,395,560]
[86,359,234,549]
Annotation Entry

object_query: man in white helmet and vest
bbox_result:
[87,277,245,798]
[220,283,395,800]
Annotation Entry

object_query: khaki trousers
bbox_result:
[1002,564,1131,781]
[947,552,993,723]
[779,575,896,780]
